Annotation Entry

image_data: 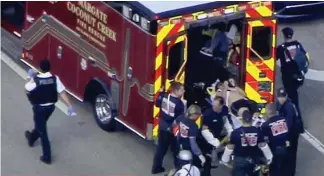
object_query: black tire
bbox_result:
[92,93,116,132]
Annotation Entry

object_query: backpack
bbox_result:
[283,43,309,75]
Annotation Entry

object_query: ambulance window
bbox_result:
[1,2,25,31]
[250,27,272,60]
[168,41,185,80]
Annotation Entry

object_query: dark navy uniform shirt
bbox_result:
[276,40,306,78]
[230,126,264,158]
[155,92,185,131]
[261,115,289,150]
[177,115,199,150]
[276,99,299,132]
[201,106,229,139]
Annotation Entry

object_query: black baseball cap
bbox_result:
[242,110,252,123]
[282,27,294,39]
[277,87,288,97]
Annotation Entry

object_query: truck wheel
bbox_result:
[92,93,116,132]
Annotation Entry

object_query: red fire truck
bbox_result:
[17,1,277,140]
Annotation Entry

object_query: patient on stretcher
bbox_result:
[206,79,265,129]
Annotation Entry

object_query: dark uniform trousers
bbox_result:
[282,76,303,114]
[28,105,55,159]
[270,146,288,176]
[153,129,179,169]
[286,133,299,176]
[232,157,259,176]
[196,138,217,176]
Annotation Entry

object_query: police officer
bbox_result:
[221,110,273,176]
[276,27,310,114]
[167,150,201,176]
[199,96,233,176]
[152,81,185,174]
[276,88,304,176]
[261,103,290,176]
[24,59,76,164]
[176,105,206,168]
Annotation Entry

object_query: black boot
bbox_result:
[40,156,52,165]
[151,166,165,174]
[24,131,33,147]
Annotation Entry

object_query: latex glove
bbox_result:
[27,69,37,78]
[198,155,206,165]
[219,160,230,168]
[266,158,272,165]
[67,106,77,116]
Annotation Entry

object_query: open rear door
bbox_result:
[244,3,277,112]
[152,31,188,139]
[163,32,188,91]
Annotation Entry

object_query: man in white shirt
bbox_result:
[24,59,76,164]
[167,150,200,176]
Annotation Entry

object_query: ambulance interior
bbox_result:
[168,13,246,111]
[176,12,272,111]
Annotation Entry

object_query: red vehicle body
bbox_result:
[16,1,277,140]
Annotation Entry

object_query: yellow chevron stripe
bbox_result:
[249,20,264,27]
[154,106,160,118]
[154,76,162,94]
[263,58,275,71]
[255,6,272,17]
[157,24,175,47]
[155,52,163,70]
[246,59,271,82]
[247,34,251,48]
[175,35,185,44]
[272,33,276,48]
[245,82,267,103]
[153,125,158,137]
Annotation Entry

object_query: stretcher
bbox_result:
[205,86,269,175]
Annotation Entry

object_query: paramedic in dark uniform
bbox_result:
[276,27,310,114]
[152,81,185,174]
[177,105,206,168]
[261,103,290,176]
[199,96,233,176]
[24,59,76,164]
[276,88,304,176]
[221,110,273,176]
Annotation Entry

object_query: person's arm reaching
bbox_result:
[155,88,165,108]
[189,124,206,164]
[59,91,73,107]
[56,76,76,116]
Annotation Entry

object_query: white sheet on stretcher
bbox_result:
[230,114,265,130]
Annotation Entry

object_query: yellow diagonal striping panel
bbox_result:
[255,6,272,17]
[263,58,275,71]
[157,24,174,47]
[245,83,266,103]
[246,59,271,82]
[249,20,264,27]
[154,106,160,118]
[155,53,163,70]
[154,76,162,94]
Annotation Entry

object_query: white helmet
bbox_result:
[178,150,193,161]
